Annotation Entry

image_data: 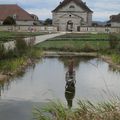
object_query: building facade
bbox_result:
[52,0,93,31]
[0,4,38,26]
[108,13,120,27]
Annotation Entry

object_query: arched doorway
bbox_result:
[67,20,73,31]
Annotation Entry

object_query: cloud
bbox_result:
[93,11,119,21]
[0,0,120,21]
[27,8,52,20]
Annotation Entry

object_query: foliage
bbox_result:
[44,18,52,25]
[0,42,5,59]
[82,42,96,52]
[0,38,42,73]
[111,54,120,65]
[0,57,27,72]
[109,34,119,49]
[15,38,28,56]
[36,40,109,52]
[0,31,49,42]
[33,100,120,120]
[3,16,16,25]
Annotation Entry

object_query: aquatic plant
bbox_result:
[33,100,120,120]
[0,57,27,72]
[111,54,120,64]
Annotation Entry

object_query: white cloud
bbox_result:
[0,0,120,21]
[27,8,52,20]
[93,11,119,21]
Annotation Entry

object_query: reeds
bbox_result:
[33,100,120,120]
[0,38,42,73]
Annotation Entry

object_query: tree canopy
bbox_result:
[44,18,52,25]
[3,16,16,25]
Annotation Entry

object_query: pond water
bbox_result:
[0,57,120,120]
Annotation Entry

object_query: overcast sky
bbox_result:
[0,0,120,21]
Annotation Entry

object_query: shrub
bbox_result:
[15,38,28,56]
[3,16,16,25]
[109,34,119,49]
[82,42,96,52]
[116,42,120,52]
[0,42,5,59]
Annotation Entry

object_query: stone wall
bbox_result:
[111,22,120,27]
[0,26,119,33]
[0,26,57,32]
[78,27,120,33]
[52,1,92,31]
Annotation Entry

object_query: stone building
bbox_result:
[107,13,120,27]
[0,4,38,26]
[52,0,93,31]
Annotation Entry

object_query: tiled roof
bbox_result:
[0,4,34,21]
[110,14,120,23]
[52,0,93,12]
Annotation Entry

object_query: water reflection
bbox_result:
[0,57,120,102]
[59,56,95,70]
[65,59,76,109]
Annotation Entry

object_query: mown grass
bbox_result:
[33,100,120,120]
[37,33,120,52]
[0,31,49,42]
[36,40,109,52]
[52,33,120,40]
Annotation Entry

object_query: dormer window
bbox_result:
[13,14,17,19]
[69,5,75,11]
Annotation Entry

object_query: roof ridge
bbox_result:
[52,0,93,12]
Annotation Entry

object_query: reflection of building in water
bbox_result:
[65,59,76,109]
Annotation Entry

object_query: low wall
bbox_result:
[78,27,120,33]
[0,25,57,32]
[0,26,120,33]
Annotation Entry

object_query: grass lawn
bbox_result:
[52,33,109,40]
[36,40,109,52]
[36,33,120,52]
[0,31,49,42]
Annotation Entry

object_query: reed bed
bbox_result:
[33,100,120,120]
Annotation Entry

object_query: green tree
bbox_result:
[3,16,16,25]
[44,18,52,25]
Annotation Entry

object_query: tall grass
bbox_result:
[0,57,27,73]
[33,100,120,120]
[111,54,120,65]
[109,34,120,49]
[0,38,42,73]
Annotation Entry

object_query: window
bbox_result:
[69,5,75,9]
[69,5,75,11]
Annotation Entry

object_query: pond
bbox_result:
[0,57,120,120]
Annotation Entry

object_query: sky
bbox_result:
[0,0,120,21]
